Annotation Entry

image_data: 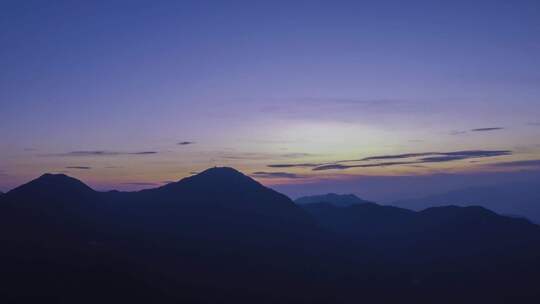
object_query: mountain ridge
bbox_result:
[2,167,540,303]
[390,181,540,223]
[295,193,373,207]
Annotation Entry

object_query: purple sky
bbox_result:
[1,0,540,198]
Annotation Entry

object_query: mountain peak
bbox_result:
[180,167,262,188]
[38,172,72,180]
[197,166,247,177]
[35,173,90,186]
[7,173,95,199]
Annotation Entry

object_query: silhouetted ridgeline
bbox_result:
[391,181,540,223]
[295,193,373,206]
[1,167,540,303]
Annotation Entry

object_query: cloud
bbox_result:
[419,156,471,162]
[267,163,321,168]
[65,166,92,170]
[441,150,511,157]
[49,150,158,157]
[269,150,513,171]
[311,150,512,171]
[357,150,511,162]
[280,153,313,158]
[470,127,504,132]
[491,159,540,168]
[527,122,540,126]
[178,141,195,145]
[450,127,504,135]
[313,161,415,171]
[450,130,468,135]
[251,171,305,179]
[131,151,158,155]
[357,152,437,161]
[312,164,354,171]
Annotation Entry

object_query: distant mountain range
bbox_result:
[295,193,373,206]
[304,202,540,258]
[1,167,540,303]
[390,181,540,223]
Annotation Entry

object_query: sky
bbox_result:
[1,0,540,199]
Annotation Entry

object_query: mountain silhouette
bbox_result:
[4,173,98,206]
[1,167,540,303]
[303,202,540,251]
[390,181,540,223]
[295,193,372,206]
[148,167,314,225]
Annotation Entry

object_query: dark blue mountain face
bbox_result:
[1,167,540,303]
[391,182,540,223]
[303,203,540,257]
[295,193,372,206]
[5,173,97,206]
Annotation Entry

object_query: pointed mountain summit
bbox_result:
[8,173,94,195]
[3,173,98,209]
[295,193,372,207]
[160,167,263,193]
[136,167,317,232]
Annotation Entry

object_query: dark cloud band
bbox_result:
[470,127,504,132]
[251,171,304,179]
[49,151,158,157]
[270,150,512,171]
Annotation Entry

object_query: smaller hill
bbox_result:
[295,193,372,207]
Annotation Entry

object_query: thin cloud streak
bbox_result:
[450,130,468,135]
[358,152,437,161]
[450,128,504,135]
[269,150,512,170]
[280,153,313,158]
[251,172,305,179]
[47,151,158,157]
[470,127,504,132]
[267,163,321,168]
[313,161,414,171]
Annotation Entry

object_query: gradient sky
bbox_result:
[1,0,540,199]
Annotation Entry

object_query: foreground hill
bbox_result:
[1,167,540,303]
